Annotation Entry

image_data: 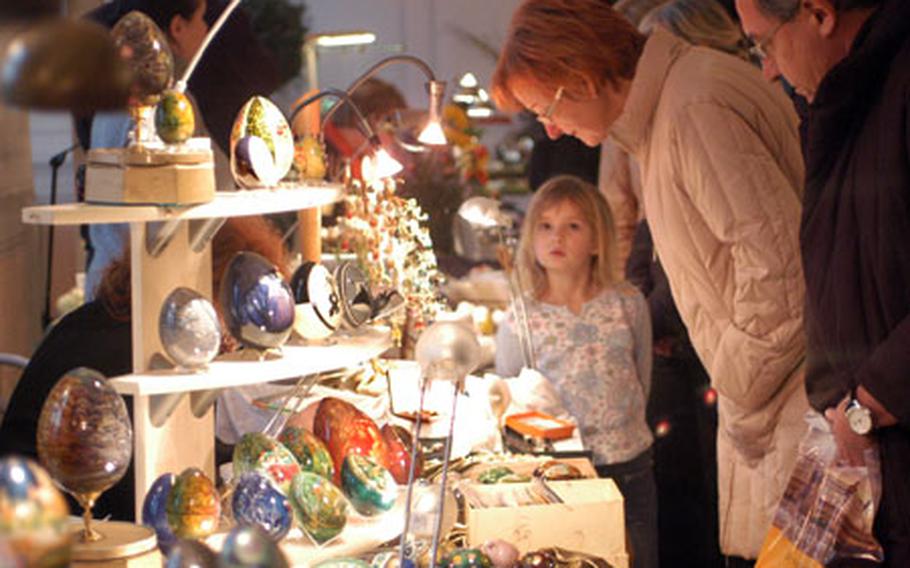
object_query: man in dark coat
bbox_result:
[736,0,910,564]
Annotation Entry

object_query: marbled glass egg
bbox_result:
[36,367,132,506]
[229,96,293,188]
[165,468,221,539]
[340,454,397,516]
[231,472,292,542]
[159,287,221,370]
[219,252,295,351]
[380,424,421,485]
[442,548,493,568]
[289,472,348,545]
[142,472,177,553]
[155,89,195,144]
[313,397,385,485]
[232,432,300,496]
[0,457,71,567]
[165,539,218,568]
[220,525,289,568]
[110,11,174,105]
[277,426,334,480]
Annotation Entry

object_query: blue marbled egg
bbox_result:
[232,472,292,541]
[141,472,177,553]
[219,252,295,350]
[220,525,289,568]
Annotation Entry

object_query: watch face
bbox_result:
[847,404,873,435]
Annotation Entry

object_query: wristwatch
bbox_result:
[845,392,874,436]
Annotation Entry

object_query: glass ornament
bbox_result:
[165,467,220,540]
[159,287,221,370]
[231,472,292,542]
[36,367,132,542]
[219,252,295,351]
[219,524,289,568]
[141,473,177,554]
[165,539,218,568]
[232,432,300,496]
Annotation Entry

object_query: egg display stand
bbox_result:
[68,519,159,567]
[22,178,392,533]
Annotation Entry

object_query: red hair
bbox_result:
[492,0,645,111]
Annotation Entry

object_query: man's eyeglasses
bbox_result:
[748,20,785,61]
[538,86,564,122]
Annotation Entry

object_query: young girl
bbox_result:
[495,175,657,568]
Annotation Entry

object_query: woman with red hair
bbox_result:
[493,1,808,565]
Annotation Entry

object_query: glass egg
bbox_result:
[220,525,289,568]
[277,425,334,481]
[232,432,300,496]
[159,287,221,370]
[141,472,177,553]
[165,539,218,568]
[165,467,221,540]
[110,11,174,106]
[231,472,292,542]
[219,252,295,351]
[289,471,348,546]
[340,454,397,516]
[0,456,72,567]
[36,367,131,541]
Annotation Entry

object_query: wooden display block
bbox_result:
[464,478,628,567]
[86,146,215,205]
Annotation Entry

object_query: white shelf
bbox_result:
[110,326,392,396]
[21,184,343,226]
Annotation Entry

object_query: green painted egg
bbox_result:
[278,426,334,480]
[289,471,347,545]
[155,89,195,144]
[477,466,529,484]
[340,454,397,516]
[441,548,493,568]
[233,432,300,496]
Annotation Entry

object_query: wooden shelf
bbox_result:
[111,326,392,396]
[21,184,343,226]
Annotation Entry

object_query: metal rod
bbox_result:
[176,0,241,92]
[399,374,431,565]
[429,377,461,567]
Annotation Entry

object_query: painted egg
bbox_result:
[277,426,334,480]
[333,262,373,329]
[110,11,174,105]
[165,539,218,568]
[230,96,293,187]
[441,548,493,568]
[155,89,195,144]
[219,252,295,351]
[481,539,520,568]
[380,423,421,485]
[289,471,348,545]
[232,432,300,496]
[532,460,583,481]
[0,457,71,567]
[141,472,177,553]
[340,454,397,516]
[159,287,221,370]
[476,466,528,485]
[518,550,556,568]
[289,262,340,340]
[220,525,288,568]
[231,472,292,541]
[36,367,132,506]
[293,135,326,180]
[313,397,385,485]
[165,467,220,539]
[233,136,278,188]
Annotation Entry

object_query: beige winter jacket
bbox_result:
[610,29,808,559]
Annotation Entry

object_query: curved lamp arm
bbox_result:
[175,0,242,92]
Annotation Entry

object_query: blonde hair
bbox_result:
[517,175,617,299]
[640,0,751,61]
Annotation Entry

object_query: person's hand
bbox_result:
[824,397,875,466]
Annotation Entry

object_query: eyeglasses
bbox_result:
[538,86,564,123]
[748,20,785,61]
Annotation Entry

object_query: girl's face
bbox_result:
[532,199,598,277]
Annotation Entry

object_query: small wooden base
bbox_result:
[70,520,159,567]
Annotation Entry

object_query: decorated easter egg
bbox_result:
[220,525,289,568]
[340,454,397,516]
[165,467,220,539]
[277,426,334,480]
[231,472,292,542]
[111,11,173,105]
[289,262,340,340]
[232,432,300,495]
[36,367,132,506]
[333,262,373,330]
[0,457,71,567]
[293,135,326,180]
[165,539,218,568]
[141,472,177,553]
[380,423,422,485]
[476,466,528,485]
[289,471,347,545]
[230,96,293,187]
[159,287,221,369]
[219,252,295,351]
[518,550,557,568]
[532,460,583,481]
[481,539,520,568]
[441,548,493,568]
[313,397,385,484]
[233,136,278,188]
[155,89,195,144]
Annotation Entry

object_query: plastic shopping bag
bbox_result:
[756,411,883,567]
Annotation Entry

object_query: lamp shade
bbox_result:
[1,19,131,113]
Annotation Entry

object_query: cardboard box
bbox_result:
[464,477,628,567]
[86,146,215,205]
